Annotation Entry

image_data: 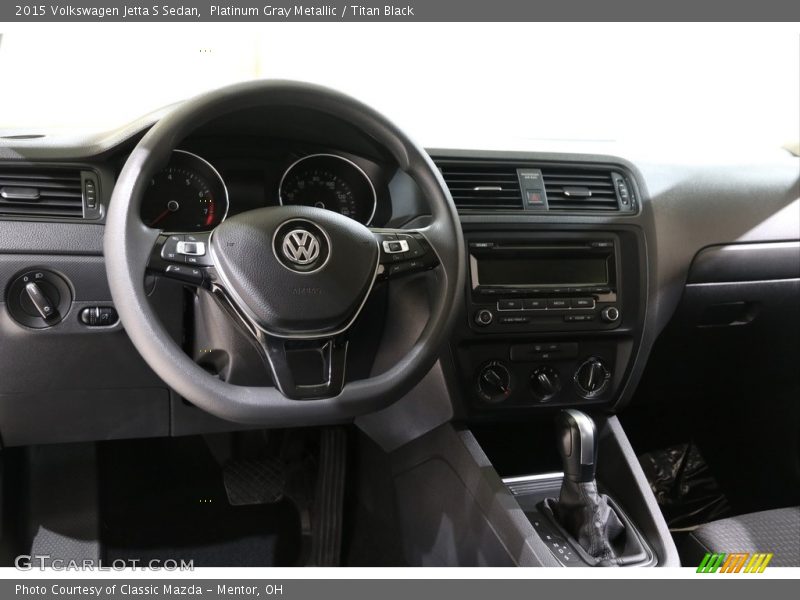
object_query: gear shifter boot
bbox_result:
[544,478,625,560]
[541,410,650,566]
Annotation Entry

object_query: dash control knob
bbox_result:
[476,360,513,404]
[474,309,494,326]
[601,306,620,322]
[574,357,611,398]
[6,269,73,329]
[530,366,561,403]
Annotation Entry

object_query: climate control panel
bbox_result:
[458,340,617,411]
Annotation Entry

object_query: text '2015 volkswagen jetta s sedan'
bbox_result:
[0,25,798,569]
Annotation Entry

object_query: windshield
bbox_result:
[0,23,797,151]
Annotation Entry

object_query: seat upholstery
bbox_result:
[682,506,800,567]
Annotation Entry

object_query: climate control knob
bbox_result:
[574,357,611,398]
[476,360,513,404]
[530,366,561,403]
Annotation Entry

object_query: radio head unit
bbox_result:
[467,233,622,333]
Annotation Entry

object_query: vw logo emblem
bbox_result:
[282,229,321,265]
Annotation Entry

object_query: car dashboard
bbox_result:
[0,105,798,447]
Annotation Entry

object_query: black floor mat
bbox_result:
[638,442,732,530]
[97,437,302,567]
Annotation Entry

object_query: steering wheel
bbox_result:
[105,80,464,425]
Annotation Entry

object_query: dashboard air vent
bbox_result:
[0,167,85,218]
[438,163,523,210]
[541,168,621,211]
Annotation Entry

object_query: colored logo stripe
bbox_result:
[697,552,773,573]
[744,553,773,573]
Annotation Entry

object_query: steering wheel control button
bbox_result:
[475,309,494,326]
[80,307,119,327]
[6,269,73,329]
[176,240,206,256]
[184,234,213,265]
[164,264,205,284]
[160,234,184,261]
[374,230,437,280]
[382,239,409,254]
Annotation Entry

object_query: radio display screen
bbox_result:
[476,257,608,286]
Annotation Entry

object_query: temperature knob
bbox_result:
[574,357,611,398]
[530,366,562,403]
[476,361,513,404]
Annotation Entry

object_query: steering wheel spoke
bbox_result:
[147,231,217,287]
[256,332,349,400]
[370,228,440,281]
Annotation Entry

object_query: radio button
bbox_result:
[565,314,595,322]
[510,342,578,362]
[571,298,595,309]
[588,286,612,294]
[498,299,524,311]
[499,316,530,324]
[547,298,569,309]
[523,299,547,310]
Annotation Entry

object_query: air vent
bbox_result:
[438,163,522,210]
[541,168,621,211]
[0,167,85,218]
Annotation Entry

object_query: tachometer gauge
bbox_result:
[141,150,228,232]
[279,154,377,225]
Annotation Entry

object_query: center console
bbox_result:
[451,225,645,414]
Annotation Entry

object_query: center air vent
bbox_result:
[438,163,522,210]
[435,160,636,213]
[541,168,621,211]
[0,167,92,218]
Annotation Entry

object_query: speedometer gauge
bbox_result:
[279,154,377,225]
[141,150,228,232]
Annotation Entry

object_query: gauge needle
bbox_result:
[149,209,171,227]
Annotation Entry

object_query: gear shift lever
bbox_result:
[556,409,598,483]
[544,409,625,563]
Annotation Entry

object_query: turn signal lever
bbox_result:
[556,409,598,483]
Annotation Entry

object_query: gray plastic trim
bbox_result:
[687,241,800,283]
[389,424,561,567]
